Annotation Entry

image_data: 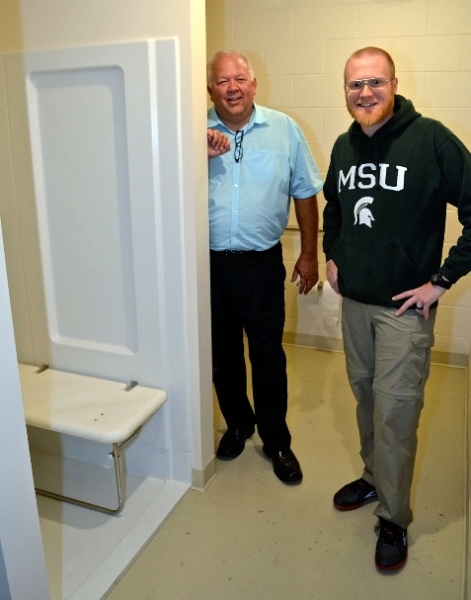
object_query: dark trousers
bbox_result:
[210,242,291,453]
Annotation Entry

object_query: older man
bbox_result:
[207,50,323,484]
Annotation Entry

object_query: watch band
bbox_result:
[430,273,452,290]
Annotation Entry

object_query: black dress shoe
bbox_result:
[216,425,255,460]
[264,447,303,485]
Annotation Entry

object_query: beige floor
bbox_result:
[106,346,468,600]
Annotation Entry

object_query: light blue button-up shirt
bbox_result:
[208,104,323,251]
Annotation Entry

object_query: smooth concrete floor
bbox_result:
[106,346,468,600]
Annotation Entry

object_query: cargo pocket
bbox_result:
[402,332,434,391]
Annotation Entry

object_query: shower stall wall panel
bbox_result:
[23,41,165,387]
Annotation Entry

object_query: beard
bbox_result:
[348,94,395,129]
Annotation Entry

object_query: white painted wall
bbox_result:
[206,0,471,359]
[0,222,50,600]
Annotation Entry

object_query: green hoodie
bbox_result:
[323,95,471,308]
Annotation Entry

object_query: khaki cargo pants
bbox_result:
[341,297,436,529]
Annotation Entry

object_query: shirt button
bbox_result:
[234,184,239,188]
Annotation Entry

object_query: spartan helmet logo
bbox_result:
[353,196,375,228]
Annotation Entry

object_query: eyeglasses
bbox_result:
[234,129,243,163]
[344,77,390,94]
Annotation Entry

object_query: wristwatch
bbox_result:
[430,273,452,290]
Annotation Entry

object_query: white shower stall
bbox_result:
[0,37,213,599]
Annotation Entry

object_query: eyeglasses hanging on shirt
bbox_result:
[234,130,244,163]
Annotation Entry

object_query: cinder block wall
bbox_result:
[206,0,471,362]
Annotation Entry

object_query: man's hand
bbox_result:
[207,129,230,158]
[291,253,319,295]
[326,259,340,294]
[392,282,446,320]
[291,195,319,294]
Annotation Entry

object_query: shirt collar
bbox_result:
[207,103,267,133]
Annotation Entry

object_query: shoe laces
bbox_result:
[375,519,406,546]
[351,478,374,492]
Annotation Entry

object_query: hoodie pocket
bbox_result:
[331,237,419,306]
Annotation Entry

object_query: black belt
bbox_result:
[211,249,258,258]
[210,244,279,260]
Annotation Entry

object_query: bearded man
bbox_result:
[323,47,471,571]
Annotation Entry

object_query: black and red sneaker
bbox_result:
[375,517,408,571]
[333,478,378,511]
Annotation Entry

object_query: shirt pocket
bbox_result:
[243,150,290,196]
